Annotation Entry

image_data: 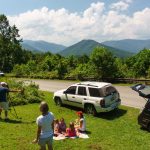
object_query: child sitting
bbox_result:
[65,122,77,137]
[54,119,60,136]
[76,111,86,133]
[59,118,66,134]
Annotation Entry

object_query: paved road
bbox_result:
[25,79,146,109]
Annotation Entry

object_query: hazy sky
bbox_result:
[0,0,150,45]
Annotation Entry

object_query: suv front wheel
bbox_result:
[55,97,63,107]
[84,104,97,116]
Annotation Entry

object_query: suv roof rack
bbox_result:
[77,83,98,87]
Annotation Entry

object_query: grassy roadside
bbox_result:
[0,92,150,150]
[1,76,135,87]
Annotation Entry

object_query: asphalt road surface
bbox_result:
[25,79,146,109]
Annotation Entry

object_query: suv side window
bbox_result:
[89,88,101,97]
[66,86,77,95]
[78,86,87,96]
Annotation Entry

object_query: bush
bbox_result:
[0,78,43,106]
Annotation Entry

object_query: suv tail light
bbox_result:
[100,99,105,107]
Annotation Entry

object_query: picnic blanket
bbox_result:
[53,133,89,140]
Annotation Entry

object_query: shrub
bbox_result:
[0,78,43,106]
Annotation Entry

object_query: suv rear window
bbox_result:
[89,88,102,97]
[78,86,87,96]
[66,86,76,95]
[105,86,117,96]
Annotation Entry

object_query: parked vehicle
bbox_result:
[0,71,4,76]
[131,84,150,131]
[53,82,121,116]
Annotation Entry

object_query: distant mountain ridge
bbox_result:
[22,40,66,53]
[102,39,150,53]
[21,39,150,57]
[59,39,134,58]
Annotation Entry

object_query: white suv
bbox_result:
[53,82,121,116]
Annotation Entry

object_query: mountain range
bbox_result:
[102,39,150,53]
[59,40,134,58]
[21,39,150,57]
[22,40,66,53]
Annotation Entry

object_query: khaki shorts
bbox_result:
[38,135,53,147]
[0,102,9,111]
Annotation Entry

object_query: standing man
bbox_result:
[0,82,21,121]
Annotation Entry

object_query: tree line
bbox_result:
[0,14,150,80]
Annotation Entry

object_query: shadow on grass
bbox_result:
[60,105,127,120]
[96,108,127,120]
[140,126,149,133]
[21,121,36,124]
[85,130,92,134]
[0,118,36,124]
[0,118,22,124]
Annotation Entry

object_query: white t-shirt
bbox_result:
[80,117,86,131]
[36,112,54,139]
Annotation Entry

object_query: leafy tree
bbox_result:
[147,67,150,78]
[26,60,37,74]
[68,63,95,80]
[77,55,89,64]
[132,49,150,77]
[90,47,117,79]
[0,14,26,72]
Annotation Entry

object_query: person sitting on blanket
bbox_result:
[76,111,86,133]
[59,118,66,134]
[54,119,60,136]
[65,122,77,137]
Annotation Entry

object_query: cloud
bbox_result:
[110,1,129,11]
[110,0,133,12]
[124,0,133,3]
[8,2,150,45]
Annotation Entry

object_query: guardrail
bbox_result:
[3,74,150,85]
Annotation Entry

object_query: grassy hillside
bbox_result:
[1,92,150,150]
[59,40,134,58]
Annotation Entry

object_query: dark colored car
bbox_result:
[138,99,150,131]
[131,84,150,131]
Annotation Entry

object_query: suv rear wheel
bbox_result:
[55,97,63,107]
[84,104,97,116]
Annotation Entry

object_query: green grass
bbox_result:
[0,92,150,150]
[112,83,134,86]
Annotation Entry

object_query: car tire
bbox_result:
[55,97,63,107]
[84,104,97,116]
